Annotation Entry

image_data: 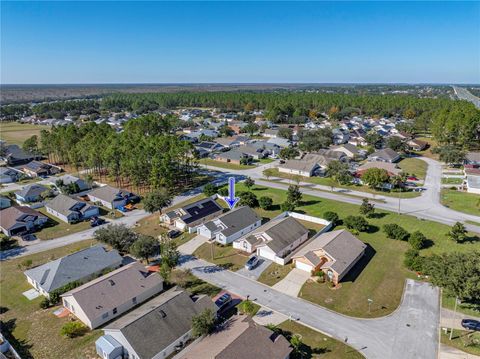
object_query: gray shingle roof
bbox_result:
[0,206,47,231]
[45,194,96,217]
[262,217,309,254]
[105,287,215,359]
[208,206,261,237]
[89,185,127,203]
[24,245,122,293]
[368,148,400,161]
[15,184,48,199]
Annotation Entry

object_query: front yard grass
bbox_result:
[0,239,101,359]
[35,208,92,240]
[398,157,428,179]
[277,321,364,359]
[232,183,480,318]
[440,189,480,216]
[170,269,221,297]
[199,158,255,170]
[440,330,480,356]
[441,178,464,185]
[257,263,294,286]
[134,213,196,246]
[194,242,249,271]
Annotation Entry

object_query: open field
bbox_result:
[0,239,101,359]
[398,157,428,179]
[0,122,50,146]
[441,189,480,216]
[263,168,421,198]
[230,183,480,318]
[440,330,480,356]
[199,158,255,170]
[257,263,294,286]
[277,321,364,359]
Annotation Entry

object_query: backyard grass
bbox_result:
[398,157,428,179]
[440,330,480,356]
[232,183,480,318]
[35,208,92,240]
[277,321,365,359]
[263,168,421,199]
[199,158,255,170]
[257,263,294,286]
[0,122,50,146]
[194,242,249,271]
[442,292,480,317]
[0,239,102,359]
[134,213,196,246]
[441,178,464,185]
[441,189,480,216]
[413,136,439,160]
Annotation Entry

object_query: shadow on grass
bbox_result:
[341,244,376,284]
[300,200,321,207]
[462,234,480,244]
[370,212,389,219]
[272,327,331,359]
[1,319,34,359]
[365,225,380,234]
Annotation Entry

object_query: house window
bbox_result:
[113,308,117,315]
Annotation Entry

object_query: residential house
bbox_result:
[88,185,136,210]
[332,128,350,145]
[0,144,41,166]
[61,262,164,329]
[356,162,403,177]
[331,143,364,159]
[24,245,122,298]
[52,174,91,193]
[465,168,480,194]
[228,120,248,134]
[45,194,99,223]
[0,196,11,209]
[195,141,225,153]
[161,197,223,233]
[249,141,282,158]
[292,229,366,285]
[367,148,401,163]
[278,159,320,178]
[177,315,292,359]
[0,206,48,236]
[267,137,291,148]
[237,145,267,160]
[465,152,480,167]
[407,139,428,151]
[263,129,279,138]
[20,161,61,178]
[0,167,23,183]
[14,184,49,203]
[96,287,216,359]
[214,149,252,165]
[348,129,368,147]
[233,216,309,265]
[197,206,261,244]
[214,137,241,149]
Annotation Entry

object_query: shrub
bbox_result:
[238,300,258,316]
[323,211,339,226]
[259,196,273,210]
[60,321,87,338]
[404,249,424,271]
[217,187,229,197]
[238,191,259,208]
[203,183,217,197]
[343,216,369,232]
[191,308,216,337]
[409,231,427,250]
[20,259,33,269]
[383,224,410,241]
[280,201,295,212]
[39,298,51,309]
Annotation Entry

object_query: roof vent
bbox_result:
[108,280,115,286]
[159,310,167,318]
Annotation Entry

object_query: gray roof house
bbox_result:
[24,245,122,298]
[0,196,11,209]
[465,152,480,166]
[197,206,262,244]
[0,167,23,184]
[0,144,41,166]
[234,216,309,264]
[292,229,366,284]
[97,287,216,359]
[14,184,49,203]
[45,194,99,223]
[61,262,164,329]
[52,174,91,192]
[367,148,401,163]
[278,159,320,178]
[161,197,223,233]
[0,206,48,236]
[88,185,135,210]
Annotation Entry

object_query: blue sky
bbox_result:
[1,1,479,84]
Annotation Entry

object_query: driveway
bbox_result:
[272,268,310,297]
[441,308,480,330]
[236,258,272,280]
[440,344,480,359]
[177,234,208,255]
[178,256,440,359]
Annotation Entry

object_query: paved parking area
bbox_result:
[236,258,272,280]
[253,307,288,326]
[271,268,311,297]
[178,234,208,255]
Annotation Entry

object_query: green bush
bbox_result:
[259,196,273,210]
[280,201,295,212]
[60,321,87,338]
[39,297,51,309]
[323,211,339,226]
[203,183,217,197]
[383,223,410,241]
[343,215,369,232]
[409,231,427,250]
[404,249,424,271]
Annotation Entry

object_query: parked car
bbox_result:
[245,255,260,270]
[461,319,480,331]
[90,217,106,227]
[167,229,181,239]
[407,176,418,181]
[21,234,37,241]
[215,293,232,311]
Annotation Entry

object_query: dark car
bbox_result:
[21,234,37,241]
[168,230,181,239]
[461,319,480,331]
[90,218,106,227]
[215,293,232,311]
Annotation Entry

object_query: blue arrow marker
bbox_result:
[222,177,240,210]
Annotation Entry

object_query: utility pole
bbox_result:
[449,297,459,340]
[367,298,373,314]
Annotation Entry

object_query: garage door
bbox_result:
[294,259,313,272]
[257,247,276,261]
[197,226,212,239]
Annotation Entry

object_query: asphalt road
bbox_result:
[453,85,480,109]
[179,256,440,359]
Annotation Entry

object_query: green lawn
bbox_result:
[170,269,221,297]
[0,240,102,359]
[442,292,480,317]
[256,158,275,164]
[441,178,464,185]
[441,189,480,216]
[440,330,480,356]
[35,208,92,240]
[199,158,255,170]
[412,136,439,160]
[194,242,249,271]
[257,263,294,286]
[0,122,50,146]
[134,213,196,246]
[277,321,364,359]
[398,157,428,179]
[263,168,421,199]
[231,183,480,318]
